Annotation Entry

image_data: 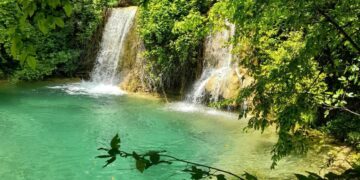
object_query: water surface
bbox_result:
[0,82,326,179]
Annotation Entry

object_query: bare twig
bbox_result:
[324,105,360,117]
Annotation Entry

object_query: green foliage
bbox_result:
[324,113,360,150]
[1,0,358,173]
[209,98,236,110]
[138,0,213,92]
[208,0,360,166]
[1,0,73,65]
[0,0,117,80]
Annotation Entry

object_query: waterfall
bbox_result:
[51,7,137,96]
[186,23,240,104]
[90,7,137,84]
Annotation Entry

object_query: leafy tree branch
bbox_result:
[97,134,253,180]
[317,8,360,53]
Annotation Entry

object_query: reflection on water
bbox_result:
[0,82,328,179]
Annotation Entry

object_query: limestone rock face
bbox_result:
[204,24,254,107]
[118,16,254,108]
[203,68,253,101]
[221,70,241,100]
[117,14,150,92]
[187,22,254,109]
[204,69,239,100]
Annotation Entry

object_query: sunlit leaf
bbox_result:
[63,2,73,17]
[26,2,37,17]
[47,0,61,8]
[324,110,329,118]
[54,17,64,28]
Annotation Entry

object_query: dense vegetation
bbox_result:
[209,0,360,166]
[136,0,215,93]
[0,0,118,81]
[137,0,360,168]
[1,0,359,175]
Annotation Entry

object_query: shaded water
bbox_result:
[0,82,328,179]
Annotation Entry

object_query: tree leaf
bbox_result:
[54,17,64,28]
[26,56,36,70]
[27,2,37,17]
[108,148,119,156]
[47,0,61,8]
[63,2,73,17]
[110,134,120,149]
[103,156,116,168]
[10,37,22,58]
[37,18,49,34]
[294,174,311,180]
[216,174,227,180]
[136,159,146,173]
[46,16,56,30]
[19,15,28,31]
[243,172,258,180]
[96,155,112,158]
[19,52,28,63]
[324,110,329,118]
[149,152,160,164]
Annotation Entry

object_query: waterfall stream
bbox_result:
[90,8,137,84]
[51,7,137,96]
[186,23,239,104]
[169,23,243,112]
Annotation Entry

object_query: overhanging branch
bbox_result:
[317,8,360,53]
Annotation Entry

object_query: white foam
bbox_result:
[90,7,137,85]
[48,8,138,97]
[49,81,125,96]
[165,102,237,118]
[186,22,237,104]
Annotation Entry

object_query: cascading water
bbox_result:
[51,7,137,95]
[169,23,245,113]
[91,8,137,85]
[186,23,239,104]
